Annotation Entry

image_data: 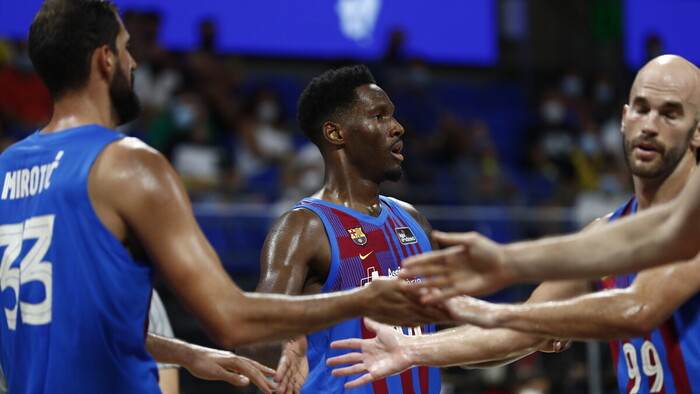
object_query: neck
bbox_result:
[41,87,117,134]
[312,161,383,217]
[634,155,696,210]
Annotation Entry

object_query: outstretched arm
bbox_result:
[146,333,276,393]
[446,255,700,340]
[400,169,700,296]
[326,279,588,389]
[92,139,450,348]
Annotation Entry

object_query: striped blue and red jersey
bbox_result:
[295,196,441,393]
[600,196,700,393]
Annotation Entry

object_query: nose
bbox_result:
[640,111,660,135]
[391,117,405,137]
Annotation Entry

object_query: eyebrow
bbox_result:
[632,96,684,111]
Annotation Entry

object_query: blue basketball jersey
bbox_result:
[0,126,159,393]
[295,196,441,394]
[600,197,700,393]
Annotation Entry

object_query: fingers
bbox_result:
[326,352,364,367]
[331,362,369,377]
[362,317,381,332]
[343,374,375,389]
[431,231,473,246]
[330,338,363,350]
[220,371,251,387]
[420,287,460,305]
[398,246,465,280]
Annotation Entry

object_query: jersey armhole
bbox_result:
[295,204,341,294]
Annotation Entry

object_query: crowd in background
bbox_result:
[0,9,641,394]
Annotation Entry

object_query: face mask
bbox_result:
[256,101,279,123]
[561,76,583,98]
[580,133,600,156]
[541,100,565,124]
[172,101,197,129]
[594,82,614,104]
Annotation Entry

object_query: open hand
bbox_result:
[275,336,309,394]
[327,318,413,389]
[399,232,514,301]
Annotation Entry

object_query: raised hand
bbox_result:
[363,277,453,327]
[275,336,309,394]
[183,345,277,393]
[327,318,413,389]
[399,231,514,301]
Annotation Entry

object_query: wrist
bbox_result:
[501,243,522,284]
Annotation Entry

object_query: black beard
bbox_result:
[109,64,141,126]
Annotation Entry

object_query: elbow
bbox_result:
[205,315,258,350]
[615,302,659,338]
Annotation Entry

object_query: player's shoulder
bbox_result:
[98,137,170,173]
[271,203,325,232]
[382,196,418,214]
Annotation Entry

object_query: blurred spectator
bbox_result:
[148,90,236,197]
[0,41,52,138]
[235,86,294,200]
[273,141,325,215]
[186,18,243,133]
[131,12,182,133]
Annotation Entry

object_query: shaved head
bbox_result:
[631,55,700,120]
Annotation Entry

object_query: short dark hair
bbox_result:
[297,64,376,145]
[29,0,121,99]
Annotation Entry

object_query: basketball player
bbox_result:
[328,55,700,392]
[0,1,448,392]
[245,64,442,393]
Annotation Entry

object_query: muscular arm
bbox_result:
[237,208,325,367]
[90,139,445,349]
[505,174,700,281]
[450,255,700,340]
[409,279,590,368]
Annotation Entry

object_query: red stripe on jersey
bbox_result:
[419,364,430,393]
[383,221,404,266]
[609,341,620,373]
[659,319,692,393]
[361,321,389,394]
[399,369,416,394]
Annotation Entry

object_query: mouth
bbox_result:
[633,141,661,159]
[391,140,404,161]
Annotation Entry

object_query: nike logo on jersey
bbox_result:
[359,251,374,260]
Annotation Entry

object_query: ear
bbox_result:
[322,121,345,146]
[95,45,116,81]
[620,104,629,134]
[690,119,700,150]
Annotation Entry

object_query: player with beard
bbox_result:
[327,55,700,393]
[242,65,442,394]
[0,1,450,393]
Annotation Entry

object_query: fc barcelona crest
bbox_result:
[347,227,368,246]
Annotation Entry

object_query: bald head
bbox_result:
[631,55,700,119]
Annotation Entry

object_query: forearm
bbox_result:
[466,290,649,340]
[146,333,198,365]
[505,201,691,281]
[403,325,543,368]
[213,288,366,348]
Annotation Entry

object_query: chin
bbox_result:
[386,168,403,182]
